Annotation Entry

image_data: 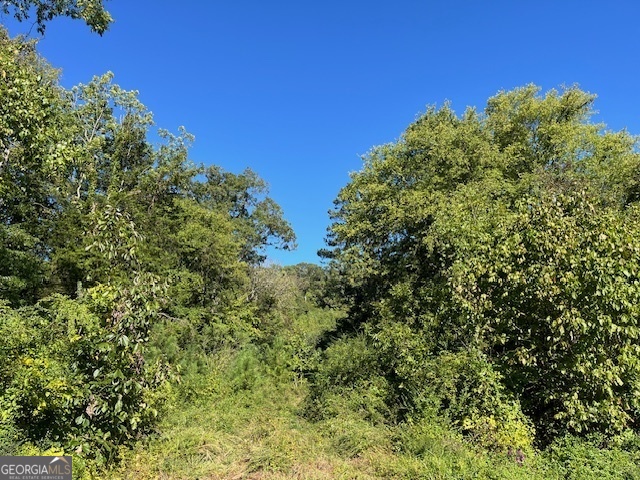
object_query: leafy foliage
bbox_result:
[0,29,67,304]
[450,192,640,439]
[0,278,170,461]
[322,84,640,443]
[0,28,297,466]
[1,0,112,34]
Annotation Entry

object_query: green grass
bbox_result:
[92,305,640,479]
[108,350,372,479]
[99,347,547,480]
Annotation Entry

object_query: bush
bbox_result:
[0,276,171,462]
[545,434,640,479]
[450,194,640,439]
[307,335,393,423]
[422,351,535,453]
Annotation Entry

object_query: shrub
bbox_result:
[0,275,171,462]
[307,335,393,423]
[545,434,640,479]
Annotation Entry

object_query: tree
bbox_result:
[1,0,112,34]
[323,85,640,441]
[0,26,300,462]
[453,191,640,438]
[194,166,296,264]
[0,27,70,304]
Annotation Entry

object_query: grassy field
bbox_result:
[22,301,624,479]
[85,344,636,480]
[106,354,508,479]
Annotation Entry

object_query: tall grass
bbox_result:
[100,304,640,480]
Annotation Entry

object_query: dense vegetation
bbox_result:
[3,5,640,478]
[0,24,300,464]
[320,84,640,447]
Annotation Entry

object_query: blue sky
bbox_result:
[3,1,640,264]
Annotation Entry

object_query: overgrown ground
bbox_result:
[108,353,528,479]
[95,311,640,480]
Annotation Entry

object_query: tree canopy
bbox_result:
[322,84,640,442]
[0,28,298,460]
[1,0,112,33]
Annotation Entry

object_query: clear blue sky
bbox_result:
[3,1,640,264]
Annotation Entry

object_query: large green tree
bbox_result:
[194,166,296,264]
[0,29,297,459]
[323,85,640,441]
[0,28,71,304]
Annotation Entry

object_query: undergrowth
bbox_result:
[92,305,640,479]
